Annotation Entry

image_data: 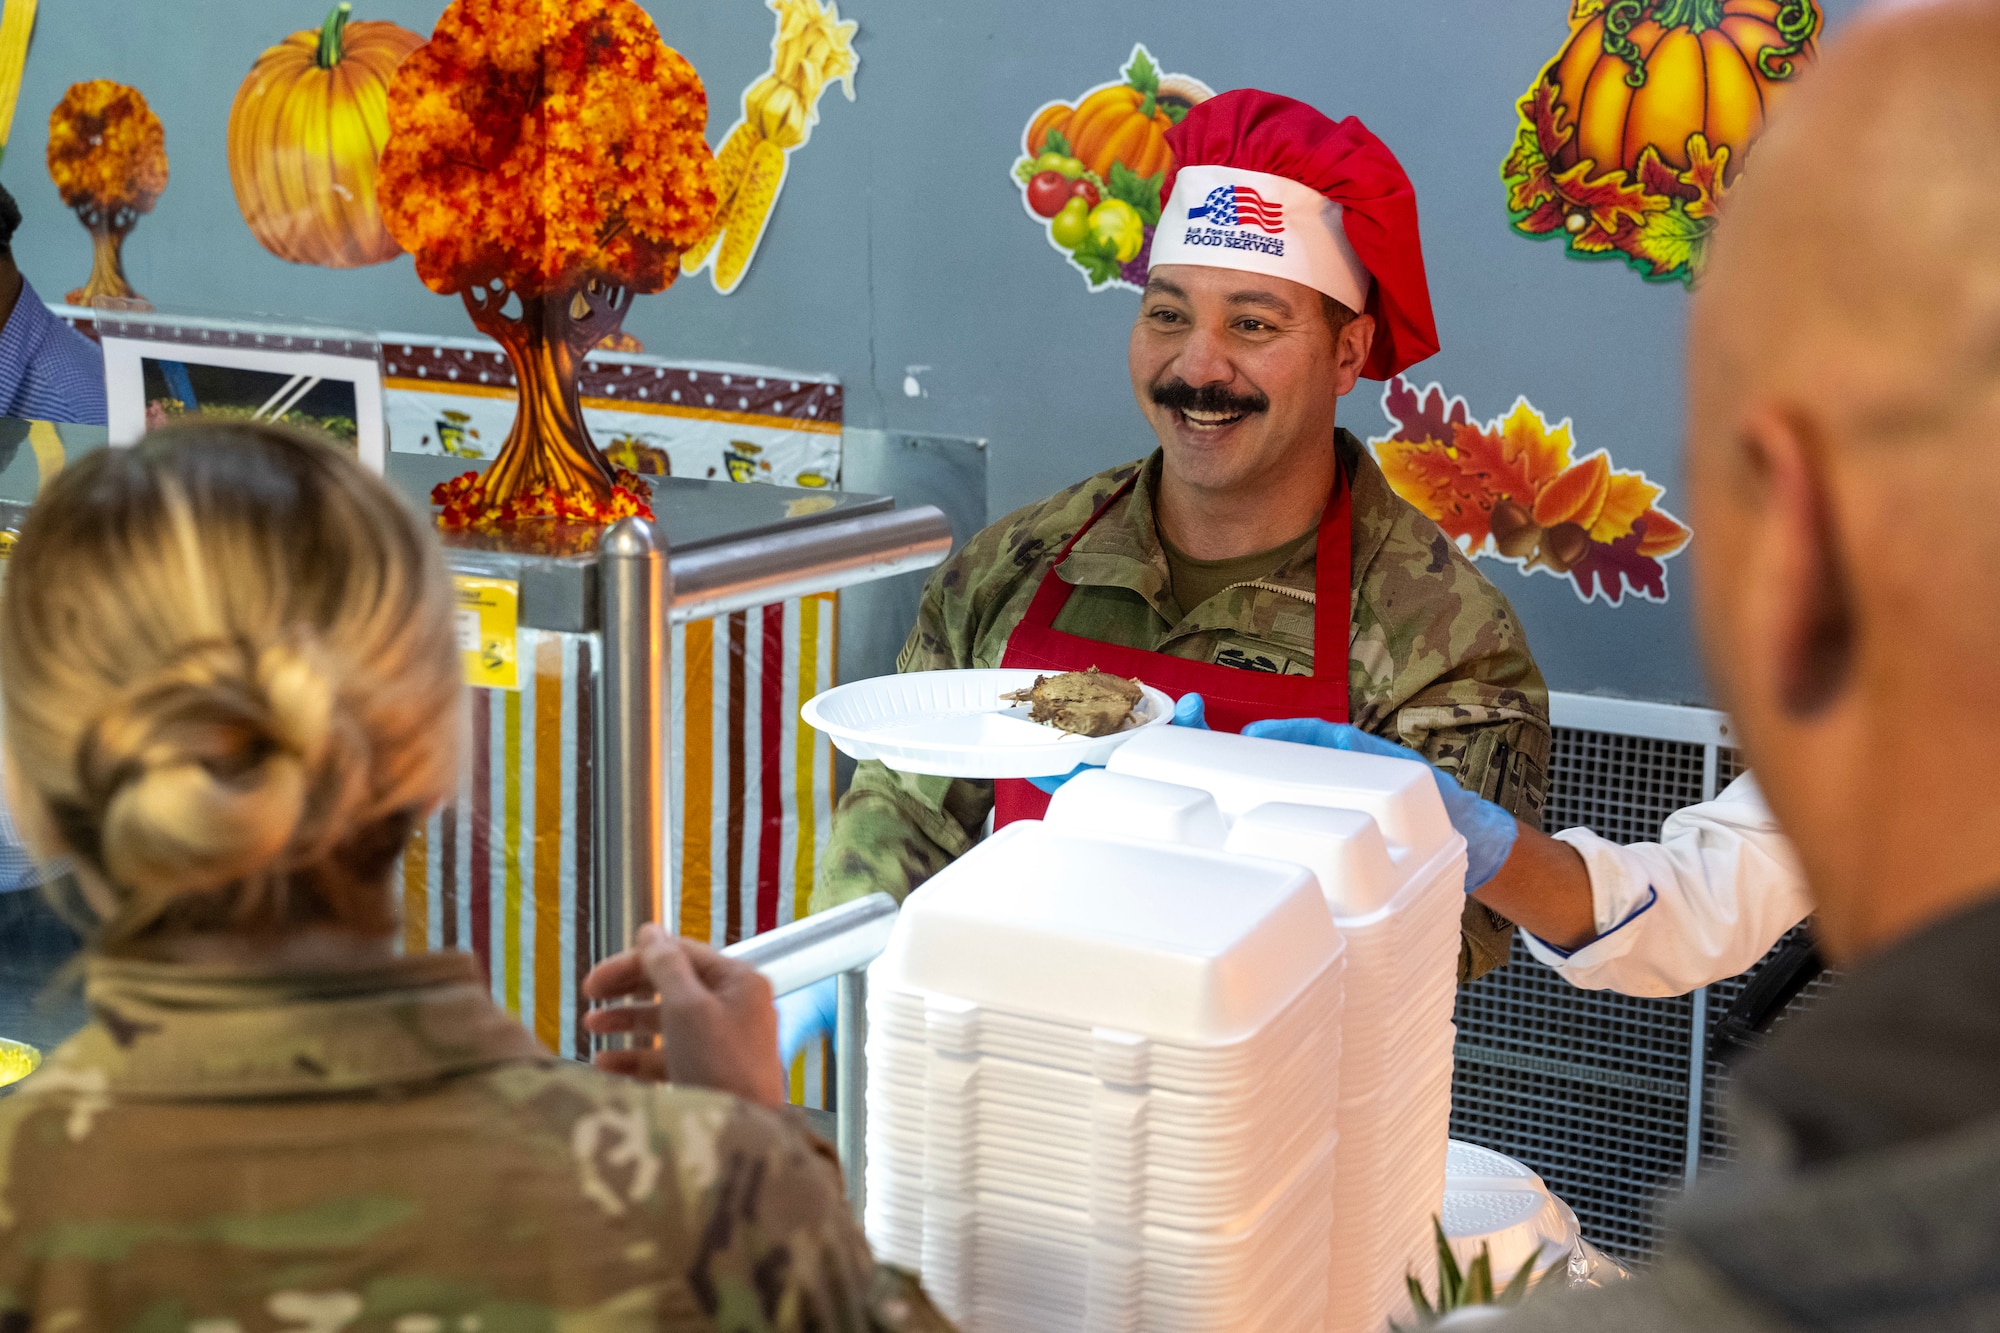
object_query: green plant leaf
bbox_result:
[1043,128,1072,157]
[1105,162,1165,228]
[1466,1247,1495,1307]
[1433,1217,1464,1307]
[1162,101,1189,124]
[1405,1274,1436,1321]
[1124,46,1160,95]
[1498,1251,1539,1306]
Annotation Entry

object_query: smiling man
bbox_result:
[816,90,1550,981]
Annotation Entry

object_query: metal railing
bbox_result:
[592,504,947,961]
[669,507,952,623]
[589,503,942,1213]
[725,892,900,1216]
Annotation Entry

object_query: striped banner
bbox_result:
[397,627,597,1058]
[396,593,839,1098]
[670,592,839,947]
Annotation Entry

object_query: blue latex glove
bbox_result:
[775,975,838,1066]
[1240,718,1519,892]
[1026,692,1209,793]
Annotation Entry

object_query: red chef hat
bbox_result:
[1155,88,1439,381]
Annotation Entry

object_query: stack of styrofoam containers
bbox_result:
[864,819,1347,1332]
[1090,728,1470,1333]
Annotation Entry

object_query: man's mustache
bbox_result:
[1150,378,1270,416]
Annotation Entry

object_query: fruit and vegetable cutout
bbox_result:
[0,0,37,169]
[684,0,857,295]
[1503,0,1820,285]
[1370,378,1691,605]
[228,3,422,269]
[377,0,718,539]
[46,80,168,308]
[1013,45,1212,291]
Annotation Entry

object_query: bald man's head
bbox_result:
[1694,0,2000,442]
[1689,0,2000,962]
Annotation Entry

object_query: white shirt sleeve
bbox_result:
[1520,774,1812,996]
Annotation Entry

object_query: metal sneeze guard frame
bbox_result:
[512,499,947,1208]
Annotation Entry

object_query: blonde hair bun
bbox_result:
[0,422,462,946]
[88,636,363,902]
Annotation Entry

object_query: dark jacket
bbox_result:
[1501,895,2000,1332]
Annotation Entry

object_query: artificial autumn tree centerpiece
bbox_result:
[46,80,169,307]
[377,0,719,535]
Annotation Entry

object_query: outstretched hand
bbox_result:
[581,923,787,1108]
[1241,718,1521,892]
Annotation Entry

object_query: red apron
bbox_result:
[994,464,1353,826]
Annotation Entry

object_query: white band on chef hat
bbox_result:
[1149,164,1372,312]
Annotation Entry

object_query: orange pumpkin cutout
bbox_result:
[1012,45,1211,292]
[228,3,422,269]
[1037,82,1175,183]
[1503,0,1820,285]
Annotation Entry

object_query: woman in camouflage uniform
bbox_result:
[0,423,948,1332]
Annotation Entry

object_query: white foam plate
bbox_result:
[802,669,1176,778]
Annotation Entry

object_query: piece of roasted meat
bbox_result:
[1001,668,1145,738]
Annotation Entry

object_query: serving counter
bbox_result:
[382,454,949,1072]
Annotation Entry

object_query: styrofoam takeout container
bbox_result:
[801,668,1175,778]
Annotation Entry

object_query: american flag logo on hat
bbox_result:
[1188,183,1286,234]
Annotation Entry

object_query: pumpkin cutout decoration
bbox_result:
[1034,77,1174,183]
[1012,45,1211,292]
[1503,0,1821,285]
[228,3,421,268]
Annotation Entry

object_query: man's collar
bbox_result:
[1054,451,1176,615]
[35,950,546,1100]
[1054,429,1388,612]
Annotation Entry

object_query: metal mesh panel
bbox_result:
[1451,938,1695,1258]
[1716,746,1749,788]
[1451,725,1710,1261]
[1699,928,1841,1168]
[1542,726,1708,842]
[1450,726,1838,1261]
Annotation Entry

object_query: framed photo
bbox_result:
[100,332,386,473]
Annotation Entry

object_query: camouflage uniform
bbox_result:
[816,431,1550,981]
[0,951,954,1332]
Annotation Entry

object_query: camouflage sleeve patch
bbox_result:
[1458,898,1518,984]
[1393,712,1551,983]
[812,762,992,915]
[677,1093,956,1331]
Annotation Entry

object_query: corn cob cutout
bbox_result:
[0,0,38,167]
[684,0,857,294]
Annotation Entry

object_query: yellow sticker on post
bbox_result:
[454,575,520,690]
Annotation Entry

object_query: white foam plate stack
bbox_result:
[1097,728,1470,1333]
[864,821,1345,1332]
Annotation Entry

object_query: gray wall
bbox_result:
[5,0,1868,706]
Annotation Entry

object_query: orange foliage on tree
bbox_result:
[377,0,718,527]
[46,80,168,307]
